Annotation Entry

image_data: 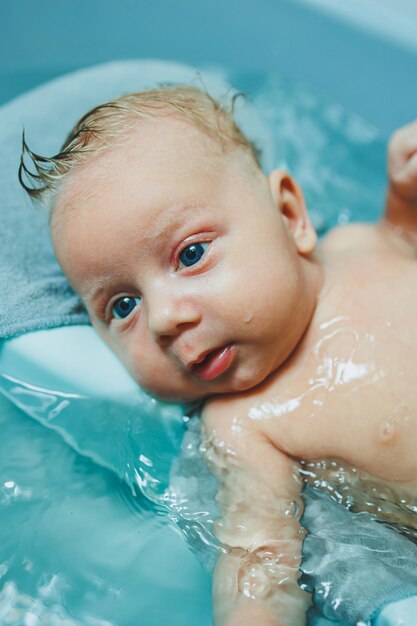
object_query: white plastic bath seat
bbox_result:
[376,595,417,626]
[0,325,142,398]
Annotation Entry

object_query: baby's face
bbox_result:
[52,117,316,402]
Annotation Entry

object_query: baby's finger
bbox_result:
[389,120,417,162]
[388,125,417,183]
[390,150,417,199]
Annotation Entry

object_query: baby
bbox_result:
[20,87,417,626]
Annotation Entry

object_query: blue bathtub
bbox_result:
[1,0,417,134]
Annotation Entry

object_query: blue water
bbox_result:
[0,392,213,626]
[0,69,387,625]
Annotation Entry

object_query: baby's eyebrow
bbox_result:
[83,273,132,306]
[140,202,209,241]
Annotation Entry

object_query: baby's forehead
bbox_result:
[98,115,227,166]
[56,116,250,216]
[65,117,220,183]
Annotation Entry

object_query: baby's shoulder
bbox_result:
[201,390,268,444]
[201,393,290,472]
[319,222,381,256]
[202,392,252,432]
[320,221,417,261]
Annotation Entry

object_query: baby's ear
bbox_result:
[268,169,317,254]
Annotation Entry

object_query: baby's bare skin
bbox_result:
[202,222,417,626]
[202,123,417,626]
[208,221,417,483]
[50,112,417,626]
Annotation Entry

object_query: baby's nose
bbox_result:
[147,295,201,341]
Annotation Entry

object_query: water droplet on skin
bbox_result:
[319,316,349,331]
[282,500,299,518]
[231,419,243,434]
[238,562,271,599]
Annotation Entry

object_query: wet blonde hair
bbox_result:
[19,85,262,212]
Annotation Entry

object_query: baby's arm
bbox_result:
[201,397,311,626]
[385,119,417,231]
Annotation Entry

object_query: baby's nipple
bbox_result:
[378,419,396,444]
[242,311,253,324]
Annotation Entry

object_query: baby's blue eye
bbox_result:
[179,242,208,268]
[111,296,141,320]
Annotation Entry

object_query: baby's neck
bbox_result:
[279,253,324,373]
[305,252,325,320]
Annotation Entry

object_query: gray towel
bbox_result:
[0,93,89,338]
[0,59,274,339]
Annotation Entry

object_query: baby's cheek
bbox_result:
[125,348,187,400]
[97,330,151,387]
[125,344,160,386]
[234,257,292,316]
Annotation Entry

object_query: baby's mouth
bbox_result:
[191,345,235,381]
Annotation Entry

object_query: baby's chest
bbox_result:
[261,269,417,483]
[290,383,417,484]
[262,373,417,485]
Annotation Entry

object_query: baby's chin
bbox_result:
[144,384,213,405]
[142,368,273,405]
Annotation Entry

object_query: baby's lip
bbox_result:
[189,344,235,381]
[188,347,215,369]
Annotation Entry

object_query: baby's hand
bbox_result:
[388,119,417,204]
